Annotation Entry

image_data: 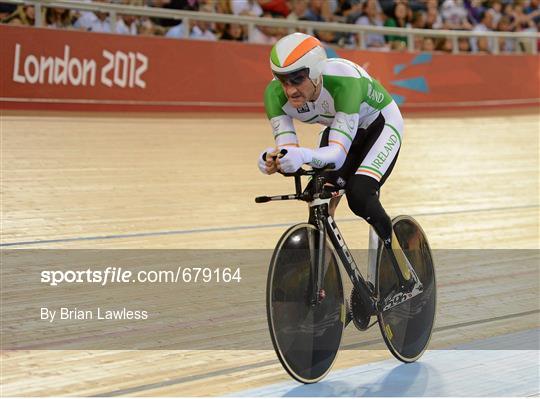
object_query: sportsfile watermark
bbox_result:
[1,249,538,350]
[40,266,242,286]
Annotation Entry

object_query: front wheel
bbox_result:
[267,223,345,383]
[377,215,437,362]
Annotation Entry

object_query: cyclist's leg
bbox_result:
[344,102,414,284]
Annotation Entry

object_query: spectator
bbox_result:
[441,0,473,30]
[0,3,17,21]
[303,0,331,21]
[326,0,340,15]
[412,10,427,28]
[465,0,485,25]
[523,0,540,27]
[190,21,217,40]
[269,12,289,40]
[88,14,111,32]
[458,36,471,52]
[314,28,338,45]
[496,14,517,52]
[139,17,163,35]
[3,5,36,25]
[384,2,411,50]
[259,0,290,16]
[487,0,503,27]
[435,36,453,52]
[116,15,138,34]
[73,0,110,31]
[422,36,436,51]
[45,7,73,28]
[334,0,364,21]
[215,0,233,14]
[355,0,388,49]
[470,10,495,53]
[232,0,263,16]
[512,3,537,52]
[512,3,536,31]
[249,11,278,44]
[167,0,198,11]
[413,34,423,50]
[301,0,336,43]
[408,0,427,12]
[220,23,245,40]
[331,0,363,46]
[73,11,96,30]
[476,35,491,53]
[190,3,217,39]
[153,0,199,27]
[87,1,113,33]
[165,21,185,37]
[501,2,514,19]
[192,1,226,36]
[287,0,308,20]
[425,0,443,29]
[395,0,414,20]
[166,3,216,39]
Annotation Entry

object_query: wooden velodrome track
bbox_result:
[1,108,539,396]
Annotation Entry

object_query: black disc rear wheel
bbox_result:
[377,215,436,362]
[267,223,345,383]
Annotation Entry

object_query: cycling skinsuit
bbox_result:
[263,57,405,244]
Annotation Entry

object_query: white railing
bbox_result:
[2,0,539,54]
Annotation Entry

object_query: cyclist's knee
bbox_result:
[345,175,379,219]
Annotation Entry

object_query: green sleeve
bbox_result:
[324,74,392,112]
[322,75,364,114]
[264,80,288,119]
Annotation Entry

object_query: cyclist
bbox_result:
[258,32,414,288]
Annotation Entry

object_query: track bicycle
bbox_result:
[255,155,436,383]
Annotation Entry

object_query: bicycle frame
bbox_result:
[307,182,378,315]
[255,168,415,315]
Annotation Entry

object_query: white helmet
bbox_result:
[270,33,327,83]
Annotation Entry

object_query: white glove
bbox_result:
[258,147,276,175]
[278,147,308,173]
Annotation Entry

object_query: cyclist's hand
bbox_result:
[276,147,305,173]
[258,147,279,175]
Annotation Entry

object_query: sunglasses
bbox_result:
[273,68,310,86]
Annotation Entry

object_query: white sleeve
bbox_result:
[299,112,360,169]
[269,115,299,148]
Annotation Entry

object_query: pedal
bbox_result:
[399,259,423,294]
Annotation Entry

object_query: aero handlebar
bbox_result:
[256,149,338,203]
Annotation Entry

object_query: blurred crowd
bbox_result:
[1,0,539,53]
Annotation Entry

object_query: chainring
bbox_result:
[350,286,372,331]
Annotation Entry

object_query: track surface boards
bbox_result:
[1,109,538,396]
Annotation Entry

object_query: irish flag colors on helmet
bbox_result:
[270,33,327,82]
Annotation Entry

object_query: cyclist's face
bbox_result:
[281,78,316,108]
[274,68,316,108]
